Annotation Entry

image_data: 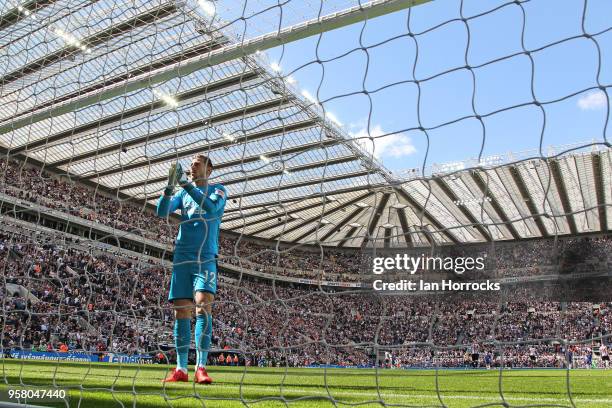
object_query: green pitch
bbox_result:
[1,360,611,407]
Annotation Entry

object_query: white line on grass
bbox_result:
[202,383,612,405]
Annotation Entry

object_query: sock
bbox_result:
[174,318,191,371]
[195,313,212,368]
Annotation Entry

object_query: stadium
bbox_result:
[0,0,611,407]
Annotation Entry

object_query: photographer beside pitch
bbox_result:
[156,155,227,384]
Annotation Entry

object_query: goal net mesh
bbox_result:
[0,0,611,406]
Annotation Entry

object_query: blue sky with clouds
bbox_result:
[260,0,611,173]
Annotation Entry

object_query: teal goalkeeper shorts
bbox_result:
[168,253,218,301]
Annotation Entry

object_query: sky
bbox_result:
[213,0,612,175]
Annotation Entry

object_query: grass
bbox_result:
[0,360,611,407]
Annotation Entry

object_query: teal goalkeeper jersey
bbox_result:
[156,183,228,257]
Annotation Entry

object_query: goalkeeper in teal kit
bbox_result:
[156,154,227,384]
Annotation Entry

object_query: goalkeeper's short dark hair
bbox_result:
[196,154,214,169]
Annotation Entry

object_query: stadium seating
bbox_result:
[2,224,610,368]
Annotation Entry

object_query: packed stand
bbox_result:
[0,157,176,244]
[2,229,611,369]
[2,157,610,284]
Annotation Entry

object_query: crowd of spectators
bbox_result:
[2,228,611,369]
[2,157,611,368]
[0,157,365,278]
[0,229,171,355]
[2,157,610,285]
[0,157,176,244]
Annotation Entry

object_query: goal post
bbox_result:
[0,0,432,137]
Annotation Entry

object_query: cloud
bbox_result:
[324,111,342,127]
[350,124,416,159]
[577,91,607,110]
[348,118,368,131]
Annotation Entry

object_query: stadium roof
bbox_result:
[0,0,610,248]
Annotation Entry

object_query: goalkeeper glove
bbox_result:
[165,163,188,195]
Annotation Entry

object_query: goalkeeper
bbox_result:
[155,154,227,384]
